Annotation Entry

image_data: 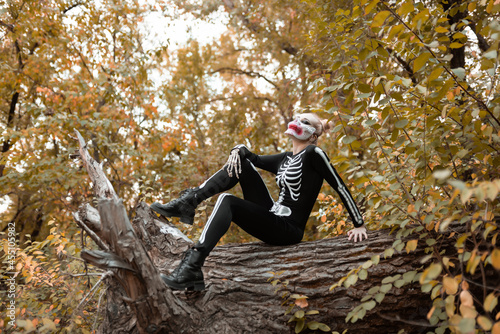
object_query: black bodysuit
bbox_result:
[194,144,364,255]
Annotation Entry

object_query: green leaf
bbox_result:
[307,321,320,330]
[342,135,357,144]
[374,293,385,303]
[359,268,368,280]
[448,179,466,190]
[401,77,412,87]
[451,67,466,80]
[362,260,373,269]
[395,119,409,128]
[483,50,497,59]
[382,274,401,284]
[294,310,305,319]
[432,169,451,180]
[402,271,417,283]
[295,318,305,333]
[421,263,442,283]
[318,323,331,332]
[363,300,377,310]
[380,283,392,293]
[394,279,405,288]
[344,274,359,288]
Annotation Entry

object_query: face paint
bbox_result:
[285,117,316,140]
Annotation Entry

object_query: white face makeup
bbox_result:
[285,116,317,140]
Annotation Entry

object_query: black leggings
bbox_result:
[194,158,303,255]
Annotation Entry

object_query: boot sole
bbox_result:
[161,275,205,291]
[150,203,194,225]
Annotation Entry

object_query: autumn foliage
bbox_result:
[1,0,499,333]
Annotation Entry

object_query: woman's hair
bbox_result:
[307,113,333,137]
[317,118,333,136]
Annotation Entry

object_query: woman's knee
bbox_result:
[216,193,237,210]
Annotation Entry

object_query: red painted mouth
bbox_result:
[288,123,303,135]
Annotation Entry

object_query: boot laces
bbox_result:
[175,188,197,206]
[170,250,190,277]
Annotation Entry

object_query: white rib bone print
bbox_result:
[276,151,305,202]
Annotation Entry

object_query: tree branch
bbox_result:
[386,47,417,85]
[381,1,500,128]
[74,129,118,199]
[210,67,279,89]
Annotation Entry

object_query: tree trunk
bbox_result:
[72,130,436,334]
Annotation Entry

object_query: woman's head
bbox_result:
[285,113,333,144]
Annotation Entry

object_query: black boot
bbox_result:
[161,248,206,291]
[150,188,200,225]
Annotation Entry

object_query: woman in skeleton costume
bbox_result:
[151,113,368,291]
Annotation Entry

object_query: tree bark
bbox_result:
[73,130,437,334]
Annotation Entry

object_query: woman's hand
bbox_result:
[224,149,242,178]
[347,226,368,243]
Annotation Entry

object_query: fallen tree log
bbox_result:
[72,130,439,333]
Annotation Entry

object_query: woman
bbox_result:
[151,113,368,291]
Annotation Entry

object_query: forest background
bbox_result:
[0,0,499,333]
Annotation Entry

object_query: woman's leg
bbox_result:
[195,194,302,255]
[151,150,274,224]
[160,156,284,291]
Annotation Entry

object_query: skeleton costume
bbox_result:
[151,117,364,291]
[193,143,364,255]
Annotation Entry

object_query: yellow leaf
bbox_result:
[427,305,436,319]
[459,304,477,319]
[450,42,463,49]
[16,320,36,332]
[445,295,456,317]
[406,240,418,253]
[492,249,500,270]
[365,0,380,15]
[428,67,444,82]
[413,52,432,72]
[40,318,57,331]
[478,315,493,331]
[486,0,494,14]
[420,263,442,284]
[435,26,449,33]
[443,276,459,295]
[493,322,500,334]
[371,10,391,28]
[484,293,498,312]
[398,0,414,16]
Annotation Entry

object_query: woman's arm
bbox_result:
[230,144,286,175]
[311,147,365,230]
